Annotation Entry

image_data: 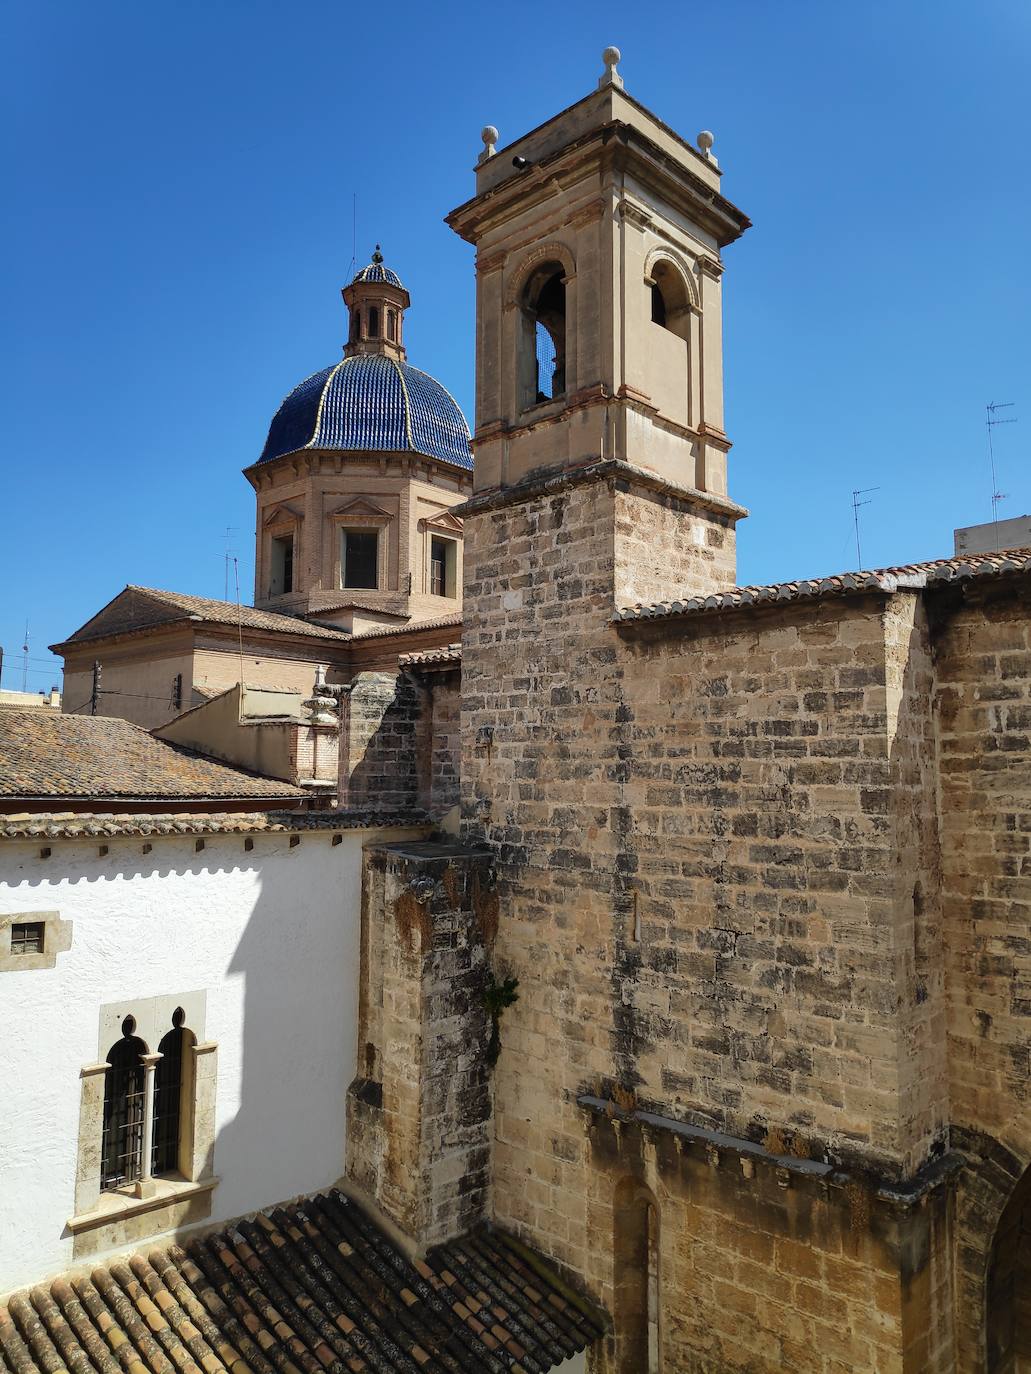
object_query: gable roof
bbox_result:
[0,711,306,803]
[51,587,354,651]
[616,549,1031,624]
[0,1189,605,1374]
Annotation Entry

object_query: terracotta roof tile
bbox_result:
[615,548,1031,624]
[0,809,429,841]
[0,713,307,802]
[53,587,353,649]
[350,613,463,642]
[0,1190,605,1374]
[398,644,462,669]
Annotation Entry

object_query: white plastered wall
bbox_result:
[0,825,416,1294]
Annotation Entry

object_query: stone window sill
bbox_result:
[67,1176,218,1236]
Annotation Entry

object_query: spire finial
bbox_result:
[696,131,718,168]
[372,244,383,264]
[599,46,623,90]
[479,125,499,165]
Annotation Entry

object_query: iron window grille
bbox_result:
[152,1017,186,1176]
[100,1021,147,1189]
[11,921,44,954]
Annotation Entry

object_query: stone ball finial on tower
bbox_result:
[696,130,719,168]
[599,45,624,90]
[478,125,499,165]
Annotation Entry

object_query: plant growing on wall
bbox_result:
[483,971,519,1067]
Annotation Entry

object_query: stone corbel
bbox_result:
[696,255,724,280]
[617,198,654,232]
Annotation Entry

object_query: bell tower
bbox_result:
[447,47,751,604]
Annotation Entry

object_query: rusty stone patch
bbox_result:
[394,887,431,954]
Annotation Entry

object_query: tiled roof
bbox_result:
[0,1189,605,1374]
[615,549,1031,624]
[351,254,405,289]
[0,809,429,841]
[351,612,464,642]
[54,587,353,650]
[399,643,463,668]
[258,355,473,470]
[0,713,307,802]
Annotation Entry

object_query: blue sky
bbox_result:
[3,0,1029,695]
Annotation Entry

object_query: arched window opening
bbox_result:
[368,307,379,338]
[613,1179,661,1373]
[648,260,691,342]
[988,1167,1031,1371]
[386,309,397,342]
[650,283,666,327]
[101,1016,147,1190]
[152,1008,191,1177]
[350,309,361,342]
[521,264,566,407]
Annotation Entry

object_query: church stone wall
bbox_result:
[460,468,967,1371]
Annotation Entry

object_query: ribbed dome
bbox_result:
[352,260,404,288]
[259,354,472,470]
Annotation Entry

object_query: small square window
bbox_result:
[11,922,45,955]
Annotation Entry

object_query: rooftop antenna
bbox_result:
[223,526,239,601]
[21,622,29,693]
[987,402,1017,549]
[851,487,879,569]
[348,193,357,280]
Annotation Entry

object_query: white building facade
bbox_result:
[0,816,421,1294]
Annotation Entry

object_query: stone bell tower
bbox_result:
[447,46,751,606]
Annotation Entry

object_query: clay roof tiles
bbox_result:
[0,712,306,802]
[0,1189,605,1374]
[54,586,354,648]
[615,548,1031,624]
[398,644,463,669]
[0,809,428,840]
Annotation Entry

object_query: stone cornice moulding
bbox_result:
[419,510,465,535]
[262,502,305,529]
[329,497,395,524]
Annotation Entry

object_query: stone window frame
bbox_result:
[70,991,218,1246]
[419,511,464,599]
[642,246,698,344]
[505,241,578,419]
[262,503,304,598]
[331,502,393,592]
[0,910,72,972]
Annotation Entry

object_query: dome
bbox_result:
[352,260,405,289]
[258,354,473,470]
[351,247,404,290]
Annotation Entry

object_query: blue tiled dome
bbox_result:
[352,261,405,289]
[259,354,473,470]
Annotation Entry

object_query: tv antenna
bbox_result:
[987,402,1017,548]
[222,526,239,601]
[348,193,357,280]
[851,487,879,569]
[21,622,29,693]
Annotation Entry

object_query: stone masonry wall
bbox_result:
[346,841,496,1246]
[461,468,954,1371]
[934,583,1031,1371]
[415,669,461,820]
[339,672,420,811]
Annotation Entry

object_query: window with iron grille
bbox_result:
[11,921,44,954]
[152,1011,187,1176]
[101,1019,147,1189]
